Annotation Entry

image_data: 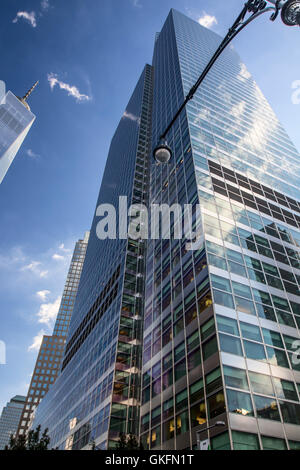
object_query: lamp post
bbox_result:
[196,421,226,450]
[153,0,300,164]
[270,0,300,25]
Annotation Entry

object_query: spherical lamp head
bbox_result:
[153,142,172,164]
[281,0,300,25]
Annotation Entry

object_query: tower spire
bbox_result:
[17,81,39,111]
[22,81,39,102]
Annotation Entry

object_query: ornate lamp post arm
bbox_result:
[159,1,278,142]
[153,0,300,164]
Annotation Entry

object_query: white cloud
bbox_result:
[21,261,41,271]
[132,0,142,7]
[37,296,61,326]
[52,253,65,261]
[47,73,91,103]
[39,270,48,278]
[198,13,218,29]
[1,241,73,283]
[20,261,48,278]
[0,247,26,269]
[28,330,45,352]
[36,290,50,302]
[13,11,37,28]
[41,0,50,11]
[59,244,71,253]
[26,149,40,159]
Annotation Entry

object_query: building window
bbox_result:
[232,431,260,450]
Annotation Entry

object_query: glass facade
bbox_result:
[53,232,90,338]
[140,9,300,451]
[33,9,300,451]
[0,91,35,184]
[0,395,26,449]
[17,233,90,437]
[33,65,153,450]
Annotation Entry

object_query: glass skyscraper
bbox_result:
[17,233,89,437]
[0,89,35,184]
[0,395,26,449]
[141,10,300,451]
[33,9,300,451]
[33,65,153,450]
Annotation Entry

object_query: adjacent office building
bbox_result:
[33,10,300,450]
[0,395,26,449]
[0,83,36,184]
[33,65,153,450]
[17,232,90,437]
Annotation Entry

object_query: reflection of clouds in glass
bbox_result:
[184,28,300,198]
[191,107,211,127]
[236,84,271,156]
[214,64,300,196]
[237,63,251,81]
[231,101,246,120]
[122,111,141,124]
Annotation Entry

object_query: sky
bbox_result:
[0,0,299,414]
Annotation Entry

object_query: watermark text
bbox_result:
[95,197,204,251]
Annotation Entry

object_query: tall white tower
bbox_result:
[0,81,38,184]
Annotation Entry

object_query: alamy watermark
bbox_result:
[0,340,6,365]
[95,197,204,251]
[292,80,300,104]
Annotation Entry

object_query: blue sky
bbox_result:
[0,0,299,413]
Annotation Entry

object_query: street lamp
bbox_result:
[153,0,300,164]
[152,140,172,164]
[196,421,226,450]
[281,0,300,25]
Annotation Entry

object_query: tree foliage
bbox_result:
[117,433,143,451]
[5,426,50,451]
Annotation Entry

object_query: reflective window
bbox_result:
[224,366,249,391]
[249,372,274,396]
[226,390,254,417]
[254,395,280,421]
